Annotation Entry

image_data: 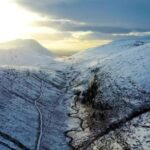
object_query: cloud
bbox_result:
[33,19,150,34]
[13,0,150,55]
[30,32,72,41]
[15,0,150,30]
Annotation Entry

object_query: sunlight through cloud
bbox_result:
[0,0,44,42]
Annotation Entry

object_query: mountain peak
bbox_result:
[0,39,54,56]
[0,39,55,67]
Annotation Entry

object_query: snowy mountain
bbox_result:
[0,38,150,150]
[0,39,70,150]
[0,39,54,67]
[68,39,150,149]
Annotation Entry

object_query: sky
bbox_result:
[0,0,150,55]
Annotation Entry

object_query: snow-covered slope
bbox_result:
[0,39,72,150]
[0,38,150,150]
[71,39,150,91]
[0,39,55,67]
[68,39,150,149]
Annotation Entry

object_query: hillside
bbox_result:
[0,38,150,150]
[0,39,54,67]
[68,39,150,149]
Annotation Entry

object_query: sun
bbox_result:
[0,0,42,42]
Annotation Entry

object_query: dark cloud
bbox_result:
[15,0,150,41]
[15,0,150,29]
[33,19,150,34]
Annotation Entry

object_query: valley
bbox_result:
[0,39,150,150]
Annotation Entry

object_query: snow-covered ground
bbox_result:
[0,38,150,150]
[0,39,56,68]
[0,40,73,150]
[68,39,150,149]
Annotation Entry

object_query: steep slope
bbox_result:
[67,39,150,149]
[0,40,73,150]
[0,67,73,150]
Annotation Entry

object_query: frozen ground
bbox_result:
[0,39,150,150]
[0,40,75,150]
[68,39,150,149]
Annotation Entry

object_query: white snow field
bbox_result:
[0,38,150,150]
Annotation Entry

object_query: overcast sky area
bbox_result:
[0,0,150,55]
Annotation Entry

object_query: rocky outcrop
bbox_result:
[66,40,150,150]
[65,68,150,150]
